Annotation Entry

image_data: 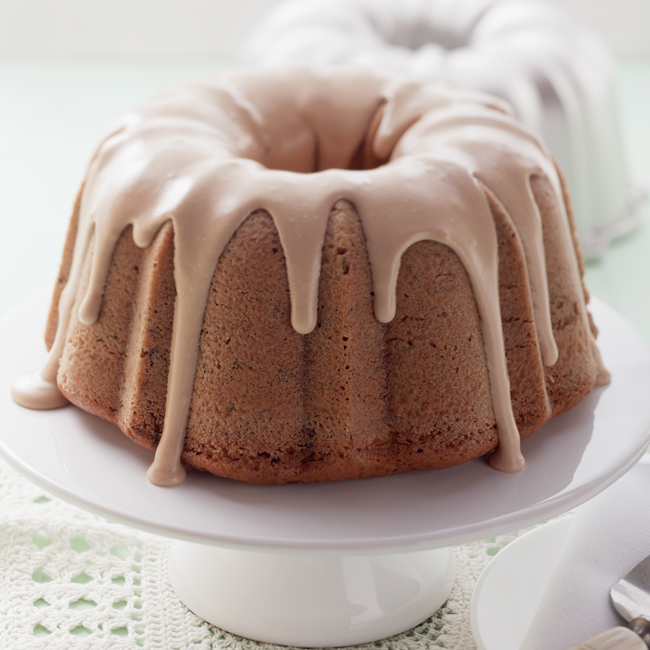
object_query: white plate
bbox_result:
[470,516,573,650]
[1,289,650,552]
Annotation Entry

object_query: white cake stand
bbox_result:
[2,289,650,647]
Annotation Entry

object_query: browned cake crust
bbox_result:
[46,169,598,484]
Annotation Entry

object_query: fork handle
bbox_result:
[570,627,646,650]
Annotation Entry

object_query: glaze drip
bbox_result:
[11,67,608,485]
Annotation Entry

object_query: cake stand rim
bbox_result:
[1,286,649,553]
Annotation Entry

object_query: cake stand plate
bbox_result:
[1,288,650,647]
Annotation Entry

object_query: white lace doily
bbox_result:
[0,456,536,649]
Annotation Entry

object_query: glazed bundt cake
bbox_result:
[12,67,609,486]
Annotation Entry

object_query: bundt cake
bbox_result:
[11,66,609,486]
[240,0,638,257]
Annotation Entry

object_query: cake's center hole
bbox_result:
[369,8,491,52]
[259,107,388,174]
[395,22,470,51]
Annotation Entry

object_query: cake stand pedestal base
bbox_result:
[168,540,455,647]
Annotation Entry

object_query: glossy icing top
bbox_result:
[11,66,609,485]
